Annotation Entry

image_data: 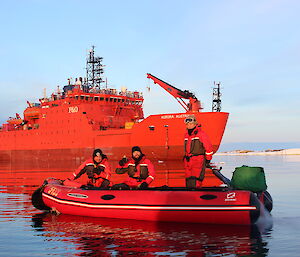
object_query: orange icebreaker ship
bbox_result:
[0,47,228,170]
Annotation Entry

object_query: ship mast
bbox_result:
[85,46,105,90]
[212,82,222,112]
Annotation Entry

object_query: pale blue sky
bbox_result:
[0,0,299,145]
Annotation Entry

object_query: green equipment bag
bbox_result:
[231,165,267,192]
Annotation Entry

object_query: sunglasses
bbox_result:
[184,118,196,124]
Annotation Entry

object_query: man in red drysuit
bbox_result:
[114,146,155,189]
[183,115,214,188]
[67,149,111,188]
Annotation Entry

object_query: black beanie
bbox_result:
[93,149,103,158]
[132,146,142,154]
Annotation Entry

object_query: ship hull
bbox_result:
[0,112,229,171]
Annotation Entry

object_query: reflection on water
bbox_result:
[30,213,270,257]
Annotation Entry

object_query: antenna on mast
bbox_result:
[85,46,105,90]
[212,81,222,112]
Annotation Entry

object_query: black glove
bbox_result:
[119,157,128,166]
[205,159,211,167]
[183,155,190,162]
[138,182,148,189]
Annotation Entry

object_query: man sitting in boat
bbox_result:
[184,115,213,188]
[114,146,155,189]
[66,149,111,188]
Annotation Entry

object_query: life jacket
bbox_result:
[70,158,111,182]
[184,125,214,160]
[127,162,149,180]
[116,156,155,185]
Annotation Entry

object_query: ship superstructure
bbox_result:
[2,47,143,133]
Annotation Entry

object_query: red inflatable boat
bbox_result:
[32,172,272,225]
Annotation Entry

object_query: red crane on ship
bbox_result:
[146,73,202,112]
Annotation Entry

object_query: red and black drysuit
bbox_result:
[184,125,214,188]
[115,155,155,189]
[68,157,112,188]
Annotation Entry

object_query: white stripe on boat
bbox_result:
[43,193,257,211]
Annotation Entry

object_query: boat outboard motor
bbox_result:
[257,191,273,212]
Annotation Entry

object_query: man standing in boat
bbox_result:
[184,115,213,188]
[114,146,155,189]
[67,149,111,188]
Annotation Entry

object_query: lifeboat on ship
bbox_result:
[7,113,23,126]
[32,167,273,225]
[24,106,40,120]
[7,118,23,126]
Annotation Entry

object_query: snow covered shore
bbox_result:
[216,148,300,156]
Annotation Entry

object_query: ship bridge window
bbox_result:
[75,96,79,100]
[110,98,113,102]
[114,98,117,102]
[94,97,99,101]
[122,99,125,103]
[85,96,89,101]
[105,98,108,102]
[80,96,84,100]
[100,97,104,101]
[118,98,121,102]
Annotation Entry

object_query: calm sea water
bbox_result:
[1,155,300,256]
